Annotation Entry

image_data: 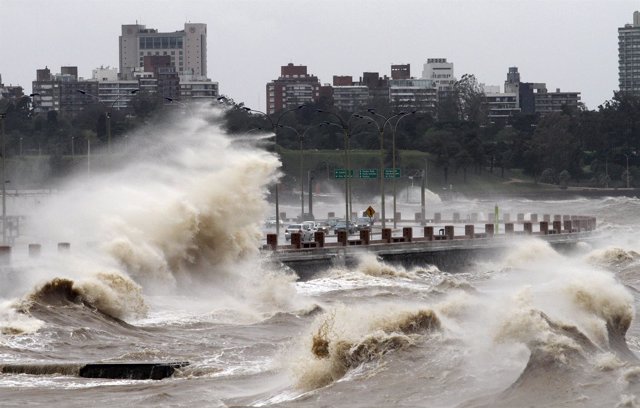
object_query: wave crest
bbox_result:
[25,273,148,321]
[296,307,441,390]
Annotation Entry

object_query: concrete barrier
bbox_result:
[540,221,549,235]
[543,214,551,222]
[444,225,455,240]
[505,223,514,234]
[424,226,434,241]
[28,244,41,258]
[564,220,573,232]
[266,234,277,250]
[553,220,562,234]
[453,212,460,223]
[314,231,325,247]
[291,232,301,249]
[531,214,538,223]
[403,227,413,242]
[554,214,562,222]
[465,225,475,238]
[337,230,348,246]
[58,242,70,253]
[524,222,532,234]
[517,213,525,222]
[485,223,494,237]
[434,213,441,222]
[381,228,392,243]
[0,246,10,264]
[359,229,370,245]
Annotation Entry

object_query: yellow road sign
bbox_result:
[364,206,376,218]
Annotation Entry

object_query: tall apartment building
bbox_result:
[389,78,437,115]
[619,11,640,95]
[119,23,207,80]
[32,66,99,114]
[483,66,582,122]
[361,72,389,101]
[266,63,320,115]
[92,66,139,110]
[421,58,456,100]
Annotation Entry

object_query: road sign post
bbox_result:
[334,169,354,179]
[384,168,401,179]
[359,169,378,179]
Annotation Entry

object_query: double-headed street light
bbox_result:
[277,123,326,221]
[241,105,305,239]
[76,89,139,153]
[357,110,413,229]
[0,111,6,244]
[316,111,365,227]
[391,111,416,228]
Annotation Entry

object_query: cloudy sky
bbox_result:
[1,0,637,110]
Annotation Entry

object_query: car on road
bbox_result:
[284,223,314,241]
[354,217,374,231]
[333,220,357,235]
[264,217,284,228]
[314,221,331,234]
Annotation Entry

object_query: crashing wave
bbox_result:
[22,274,148,322]
[295,308,441,390]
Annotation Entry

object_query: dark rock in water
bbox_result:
[1,362,189,380]
[79,362,189,380]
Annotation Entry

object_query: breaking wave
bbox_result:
[291,305,441,390]
[586,247,640,269]
[23,273,147,321]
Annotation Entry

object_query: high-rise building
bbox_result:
[266,63,320,115]
[421,58,456,100]
[619,11,640,95]
[32,66,99,115]
[389,79,437,115]
[119,23,207,80]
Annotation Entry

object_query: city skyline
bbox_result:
[1,0,637,111]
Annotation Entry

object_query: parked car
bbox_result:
[264,217,284,228]
[302,221,318,231]
[284,223,314,241]
[354,217,374,231]
[314,221,331,234]
[333,220,357,235]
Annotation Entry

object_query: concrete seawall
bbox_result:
[265,213,598,279]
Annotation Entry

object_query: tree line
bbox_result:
[1,80,639,188]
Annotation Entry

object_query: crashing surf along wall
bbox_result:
[265,214,597,279]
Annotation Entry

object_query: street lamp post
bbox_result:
[241,105,305,239]
[359,110,411,229]
[0,112,6,244]
[76,89,138,153]
[277,124,324,221]
[391,111,416,228]
[317,111,368,226]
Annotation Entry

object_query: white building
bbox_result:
[421,58,456,100]
[119,23,207,80]
[389,79,437,115]
[179,73,219,100]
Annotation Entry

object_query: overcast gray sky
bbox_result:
[1,0,638,110]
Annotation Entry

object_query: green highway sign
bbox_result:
[384,168,401,179]
[334,169,354,179]
[359,168,378,179]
